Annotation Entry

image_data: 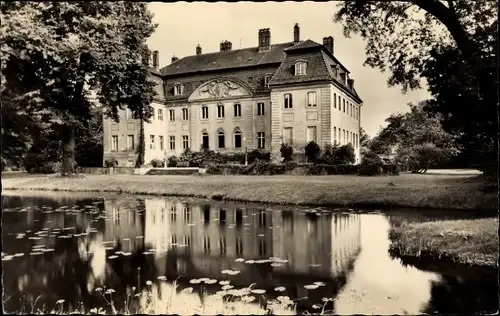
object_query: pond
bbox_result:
[2,191,498,315]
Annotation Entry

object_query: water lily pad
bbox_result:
[108,255,118,259]
[251,289,266,294]
[304,284,319,290]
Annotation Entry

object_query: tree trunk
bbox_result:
[61,125,75,175]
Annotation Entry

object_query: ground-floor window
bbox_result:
[257,132,265,149]
[202,132,209,149]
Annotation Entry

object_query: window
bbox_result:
[169,109,175,121]
[338,96,341,111]
[333,93,337,108]
[159,135,164,150]
[295,61,307,76]
[217,129,225,148]
[182,135,189,149]
[111,135,118,151]
[170,205,177,222]
[307,91,317,107]
[183,206,191,223]
[233,103,241,117]
[217,103,225,118]
[284,93,293,109]
[201,106,209,119]
[169,136,175,150]
[257,102,265,116]
[174,84,183,96]
[333,127,337,144]
[182,108,188,121]
[306,126,317,143]
[202,131,209,149]
[283,127,293,145]
[127,135,134,150]
[343,99,346,113]
[343,129,346,144]
[258,210,266,228]
[264,75,271,87]
[126,109,133,120]
[234,129,242,148]
[150,135,155,150]
[158,109,163,121]
[257,132,265,149]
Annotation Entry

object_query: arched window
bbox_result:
[284,93,293,109]
[217,129,225,149]
[233,128,242,148]
[201,130,209,149]
[233,103,241,117]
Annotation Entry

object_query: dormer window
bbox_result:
[174,84,183,96]
[294,60,307,76]
[264,75,271,88]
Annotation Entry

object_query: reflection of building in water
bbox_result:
[272,212,361,277]
[103,199,145,253]
[143,198,275,277]
[143,198,361,283]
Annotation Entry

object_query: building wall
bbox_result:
[330,83,362,163]
[144,102,169,163]
[103,108,141,167]
[270,82,331,156]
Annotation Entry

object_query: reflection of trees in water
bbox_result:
[397,258,498,314]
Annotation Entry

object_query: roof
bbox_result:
[284,39,322,51]
[160,42,295,77]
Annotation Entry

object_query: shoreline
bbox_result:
[2,173,498,212]
[389,218,499,269]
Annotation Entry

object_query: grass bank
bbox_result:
[389,217,499,268]
[2,173,497,211]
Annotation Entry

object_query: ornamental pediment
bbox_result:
[188,78,252,102]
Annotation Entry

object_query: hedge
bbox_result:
[205,162,400,176]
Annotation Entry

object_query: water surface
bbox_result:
[2,191,497,314]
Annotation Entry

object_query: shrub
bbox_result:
[150,158,165,168]
[308,164,359,175]
[167,156,178,167]
[305,141,321,163]
[280,143,294,162]
[104,158,118,167]
[337,144,356,164]
[382,163,401,175]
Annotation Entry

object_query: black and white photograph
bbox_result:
[1,1,498,315]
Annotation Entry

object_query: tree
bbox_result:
[376,101,460,173]
[359,127,371,157]
[304,141,321,163]
[334,0,497,177]
[74,107,103,167]
[1,2,157,175]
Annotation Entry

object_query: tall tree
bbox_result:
[376,101,460,173]
[1,2,157,175]
[334,0,497,176]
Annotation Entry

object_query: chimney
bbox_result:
[220,40,232,52]
[152,50,159,69]
[258,28,271,52]
[323,36,334,54]
[294,23,300,44]
[171,55,179,63]
[196,44,202,55]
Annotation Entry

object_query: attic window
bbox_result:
[264,75,271,88]
[174,84,183,96]
[295,61,307,76]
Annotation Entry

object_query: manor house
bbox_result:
[103,24,363,166]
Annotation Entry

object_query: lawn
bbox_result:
[389,217,499,268]
[2,172,497,211]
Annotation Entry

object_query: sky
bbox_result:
[146,1,431,137]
